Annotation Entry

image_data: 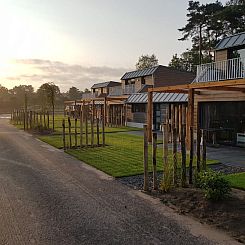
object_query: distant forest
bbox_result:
[0,83,88,113]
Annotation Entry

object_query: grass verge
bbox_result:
[224,172,245,190]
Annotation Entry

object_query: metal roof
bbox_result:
[91,81,120,89]
[126,92,188,104]
[215,32,245,50]
[121,66,160,80]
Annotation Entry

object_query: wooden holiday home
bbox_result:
[147,32,245,147]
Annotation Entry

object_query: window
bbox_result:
[229,46,245,60]
[132,104,146,113]
[141,77,145,85]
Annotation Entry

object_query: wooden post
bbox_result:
[181,124,187,187]
[23,111,26,130]
[175,105,179,139]
[179,104,182,141]
[172,127,178,186]
[202,129,207,170]
[102,115,105,147]
[170,104,175,143]
[85,105,88,146]
[104,97,107,126]
[62,119,66,150]
[196,103,201,172]
[47,111,50,129]
[30,111,33,129]
[143,125,149,191]
[196,128,201,172]
[147,91,153,143]
[75,118,78,148]
[40,112,43,127]
[163,122,169,184]
[68,117,72,148]
[96,118,100,146]
[187,89,194,150]
[44,112,46,128]
[91,100,94,147]
[80,104,83,148]
[124,104,127,126]
[152,131,158,190]
[189,126,194,184]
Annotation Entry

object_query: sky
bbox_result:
[0,0,225,92]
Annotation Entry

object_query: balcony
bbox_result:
[109,84,137,96]
[109,86,123,96]
[195,57,245,83]
[81,92,97,99]
[124,84,136,94]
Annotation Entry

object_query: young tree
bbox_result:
[136,54,159,70]
[37,83,60,130]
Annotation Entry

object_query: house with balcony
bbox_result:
[122,65,195,129]
[146,32,245,147]
[90,81,121,98]
[194,32,245,146]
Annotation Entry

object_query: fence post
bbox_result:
[152,131,158,190]
[163,123,168,169]
[102,116,105,147]
[85,106,88,146]
[75,118,78,148]
[172,127,178,186]
[62,119,66,150]
[143,125,149,191]
[80,107,83,148]
[202,129,207,170]
[47,111,50,129]
[68,117,72,148]
[91,101,94,147]
[181,124,187,187]
[189,126,194,184]
[30,111,33,129]
[96,118,100,146]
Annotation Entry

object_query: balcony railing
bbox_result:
[124,84,136,94]
[81,92,97,99]
[195,57,245,83]
[109,86,123,96]
[109,84,137,96]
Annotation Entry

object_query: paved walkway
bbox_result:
[126,131,245,168]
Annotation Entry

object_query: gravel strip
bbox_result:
[117,163,245,190]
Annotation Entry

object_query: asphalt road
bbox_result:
[0,117,236,245]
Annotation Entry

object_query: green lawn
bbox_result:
[12,115,218,178]
[224,172,245,190]
[39,130,218,177]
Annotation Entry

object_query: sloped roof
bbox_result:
[126,92,188,104]
[91,81,121,89]
[121,66,160,80]
[215,32,245,50]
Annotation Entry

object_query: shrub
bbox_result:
[195,170,231,201]
[160,163,173,192]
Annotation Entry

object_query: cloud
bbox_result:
[5,59,130,92]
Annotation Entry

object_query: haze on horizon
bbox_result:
[0,0,224,92]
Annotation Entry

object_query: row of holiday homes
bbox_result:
[66,32,245,147]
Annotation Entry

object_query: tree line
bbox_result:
[0,83,90,113]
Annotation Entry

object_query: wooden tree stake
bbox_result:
[143,125,149,191]
[152,131,158,190]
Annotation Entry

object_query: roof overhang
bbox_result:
[148,79,245,94]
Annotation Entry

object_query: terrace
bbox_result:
[195,57,245,83]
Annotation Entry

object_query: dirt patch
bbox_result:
[152,188,245,243]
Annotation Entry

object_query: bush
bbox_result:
[195,170,231,201]
[160,164,173,192]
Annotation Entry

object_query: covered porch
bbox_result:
[147,79,245,149]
